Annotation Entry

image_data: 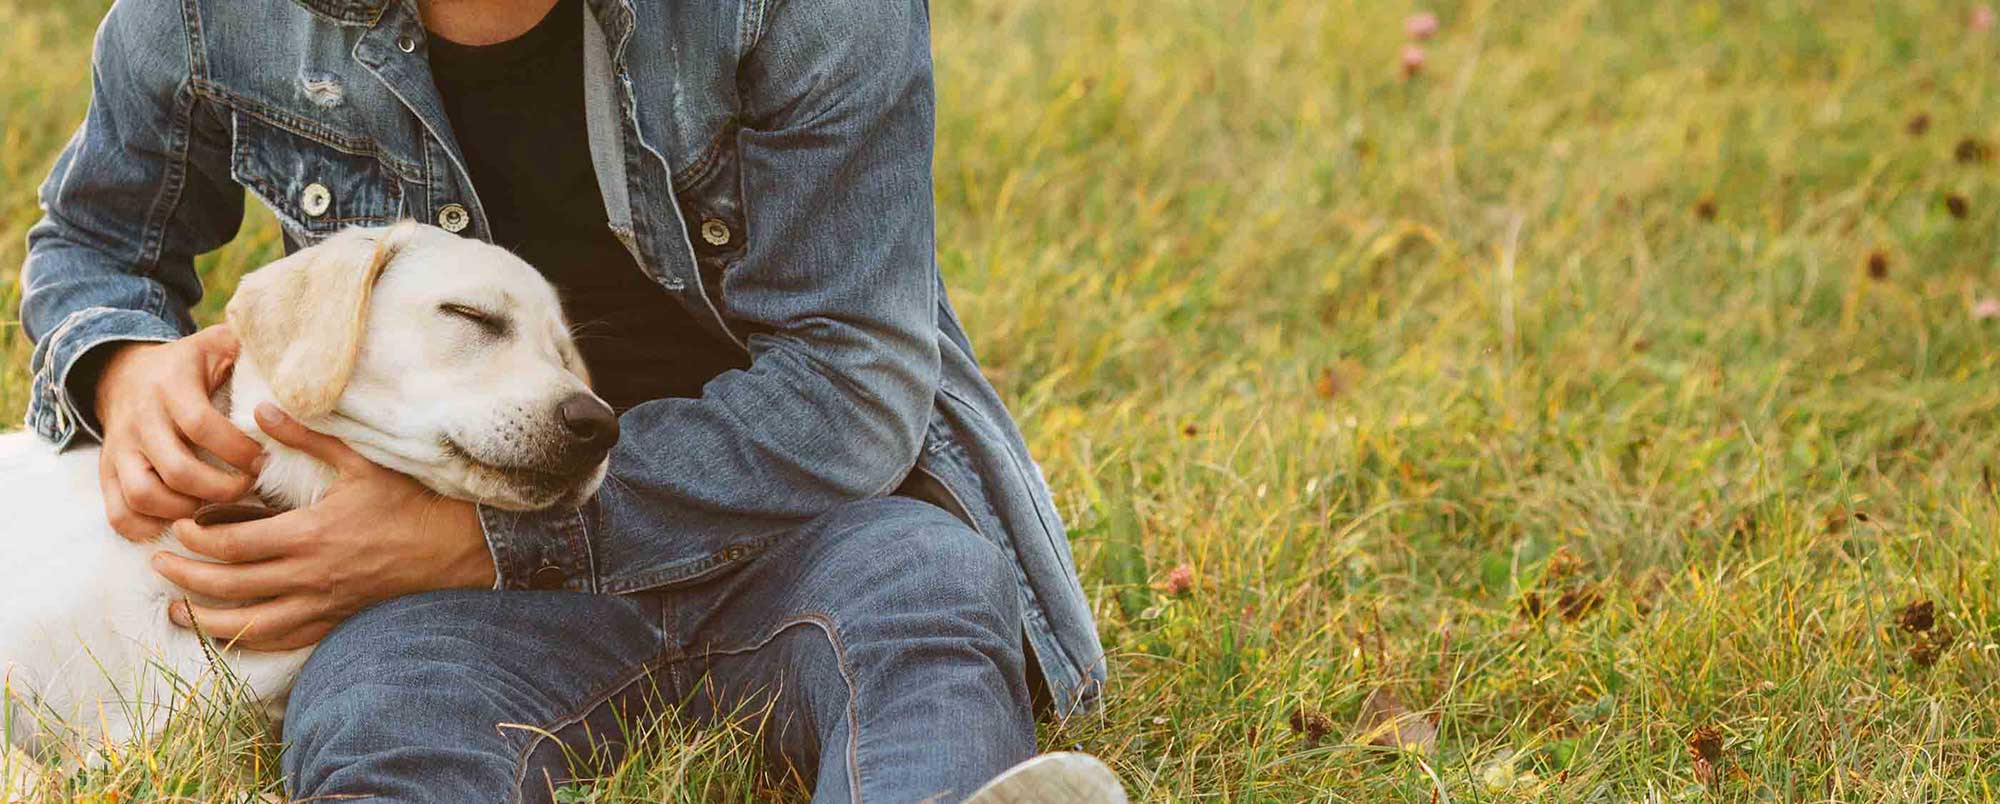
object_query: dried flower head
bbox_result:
[1687,725,1724,787]
[1908,628,1956,667]
[1945,193,1970,219]
[1897,599,1935,633]
[1866,251,1890,280]
[1289,705,1334,744]
[1956,137,1994,164]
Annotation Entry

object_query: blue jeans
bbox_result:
[282,497,1036,802]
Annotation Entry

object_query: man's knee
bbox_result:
[282,590,656,802]
[814,498,1019,622]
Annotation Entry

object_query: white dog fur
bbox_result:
[0,222,610,765]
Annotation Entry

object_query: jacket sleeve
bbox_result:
[19,3,245,446]
[479,0,943,593]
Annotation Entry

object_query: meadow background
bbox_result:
[6,0,2000,800]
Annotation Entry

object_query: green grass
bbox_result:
[7,0,2000,799]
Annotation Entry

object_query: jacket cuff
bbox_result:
[25,307,184,448]
[477,502,597,592]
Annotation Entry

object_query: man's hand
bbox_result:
[153,403,497,651]
[94,326,267,541]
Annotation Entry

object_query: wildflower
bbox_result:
[1973,297,2000,319]
[1973,4,1996,31]
[1163,563,1194,596]
[1404,12,1440,40]
[1401,45,1426,78]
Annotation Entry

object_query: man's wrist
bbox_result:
[451,499,501,589]
[85,340,157,427]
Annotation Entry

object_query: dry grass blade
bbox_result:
[1352,688,1437,756]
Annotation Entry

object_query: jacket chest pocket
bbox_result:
[230,112,406,239]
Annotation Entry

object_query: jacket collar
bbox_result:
[289,0,390,26]
[287,0,632,46]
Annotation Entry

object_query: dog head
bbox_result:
[226,222,614,511]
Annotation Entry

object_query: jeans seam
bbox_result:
[506,649,676,800]
[679,613,863,803]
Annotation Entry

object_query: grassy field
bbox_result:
[7,0,2000,800]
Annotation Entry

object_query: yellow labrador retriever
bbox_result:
[0,222,613,763]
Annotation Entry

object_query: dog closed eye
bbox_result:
[438,302,512,338]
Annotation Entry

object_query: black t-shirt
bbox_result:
[427,0,745,412]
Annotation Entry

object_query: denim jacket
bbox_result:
[20,0,1104,714]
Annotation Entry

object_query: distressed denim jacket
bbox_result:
[20,0,1104,714]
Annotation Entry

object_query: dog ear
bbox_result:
[226,221,419,419]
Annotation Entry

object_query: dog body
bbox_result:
[1,223,613,755]
[0,425,313,753]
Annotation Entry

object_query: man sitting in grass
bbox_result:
[18,0,1117,799]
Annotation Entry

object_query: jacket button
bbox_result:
[527,565,567,590]
[698,218,731,247]
[437,203,470,233]
[300,183,332,217]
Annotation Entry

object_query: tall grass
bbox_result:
[5,0,2000,799]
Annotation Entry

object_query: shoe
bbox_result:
[963,752,1127,804]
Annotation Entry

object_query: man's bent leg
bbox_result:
[283,589,669,804]
[670,497,1037,803]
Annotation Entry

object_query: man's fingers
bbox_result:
[138,414,252,502]
[168,597,331,652]
[98,454,167,542]
[168,515,299,563]
[165,389,264,476]
[113,447,201,520]
[254,403,368,473]
[152,551,293,604]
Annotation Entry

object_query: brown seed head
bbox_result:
[1686,724,1724,765]
[1866,251,1890,280]
[1907,113,1931,136]
[1289,705,1334,744]
[1314,367,1344,400]
[1908,628,1956,667]
[1945,193,1970,219]
[1556,583,1605,622]
[1897,599,1935,634]
[1956,137,1994,164]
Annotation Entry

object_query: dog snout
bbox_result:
[557,393,619,454]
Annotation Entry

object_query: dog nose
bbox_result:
[558,393,619,451]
